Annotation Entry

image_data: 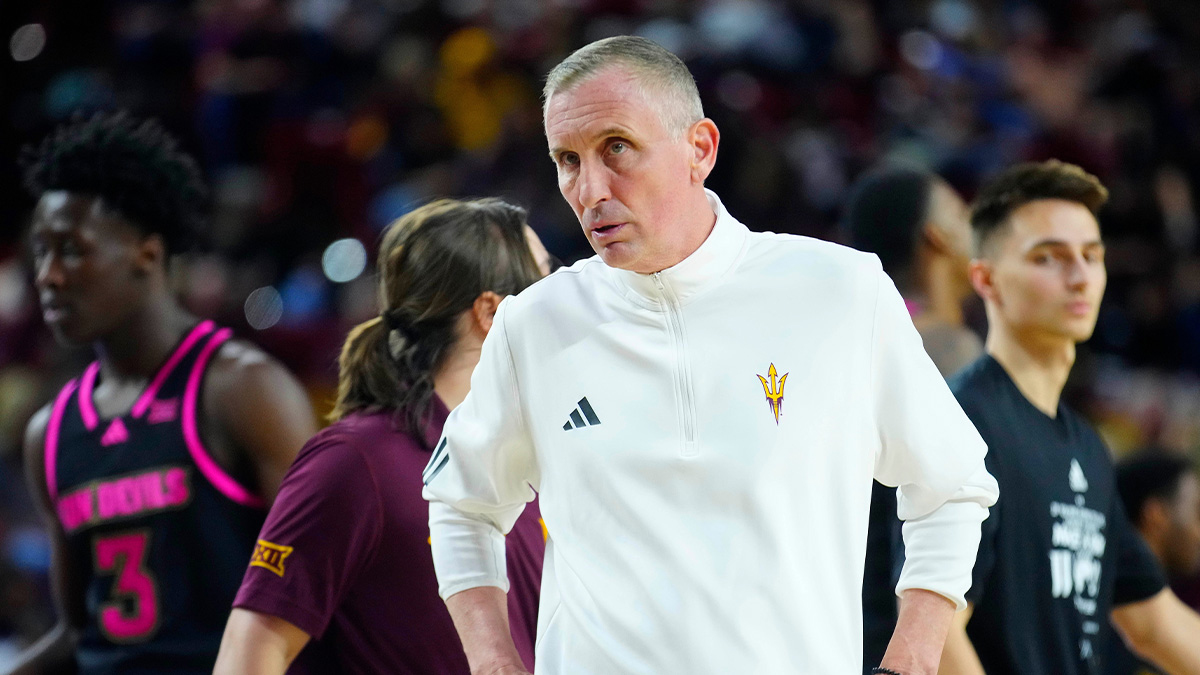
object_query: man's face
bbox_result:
[1162,473,1200,577]
[973,199,1107,345]
[30,191,152,345]
[545,66,704,274]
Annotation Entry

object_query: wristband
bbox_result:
[871,669,904,675]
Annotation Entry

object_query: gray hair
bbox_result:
[543,36,704,139]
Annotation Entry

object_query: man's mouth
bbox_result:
[41,299,71,323]
[43,306,69,323]
[1065,300,1093,317]
[591,222,625,239]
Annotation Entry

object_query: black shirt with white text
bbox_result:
[950,355,1164,675]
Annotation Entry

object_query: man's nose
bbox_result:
[35,251,64,289]
[576,158,611,210]
[1065,254,1090,290]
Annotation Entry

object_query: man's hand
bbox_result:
[878,589,957,675]
[444,586,529,675]
[937,603,986,675]
[1112,588,1200,675]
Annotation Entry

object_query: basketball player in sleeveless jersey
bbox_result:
[5,112,317,675]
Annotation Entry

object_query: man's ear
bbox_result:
[472,291,504,336]
[1141,499,1170,538]
[968,258,996,304]
[689,118,720,184]
[134,234,167,278]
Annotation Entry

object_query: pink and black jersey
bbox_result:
[45,321,266,674]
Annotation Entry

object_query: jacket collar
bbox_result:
[607,190,749,308]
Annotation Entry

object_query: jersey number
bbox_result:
[94,532,159,642]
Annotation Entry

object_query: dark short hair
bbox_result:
[970,159,1108,256]
[19,111,209,255]
[841,167,934,286]
[1116,452,1194,528]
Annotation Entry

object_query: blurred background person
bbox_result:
[5,112,315,675]
[941,159,1200,675]
[843,167,981,378]
[842,166,983,673]
[213,198,550,675]
[1109,453,1200,675]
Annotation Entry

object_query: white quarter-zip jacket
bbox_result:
[424,191,999,674]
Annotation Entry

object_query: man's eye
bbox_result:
[610,142,627,154]
[559,153,579,166]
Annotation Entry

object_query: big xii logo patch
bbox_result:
[250,539,294,577]
[756,363,788,424]
[1048,458,1106,662]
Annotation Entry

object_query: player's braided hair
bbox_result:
[970,159,1108,256]
[330,198,543,444]
[19,110,209,255]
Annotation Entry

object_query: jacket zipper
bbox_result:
[653,273,698,458]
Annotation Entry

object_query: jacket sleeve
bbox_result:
[868,269,999,610]
[423,299,539,600]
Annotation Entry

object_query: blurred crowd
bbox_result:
[2,0,1200,660]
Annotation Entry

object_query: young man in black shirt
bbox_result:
[939,160,1200,674]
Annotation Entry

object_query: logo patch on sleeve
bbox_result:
[250,539,294,577]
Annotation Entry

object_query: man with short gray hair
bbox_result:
[424,35,998,675]
[542,35,704,140]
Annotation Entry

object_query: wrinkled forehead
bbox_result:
[545,64,640,114]
[544,67,663,140]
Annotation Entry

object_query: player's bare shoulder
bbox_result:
[206,338,284,387]
[23,402,55,507]
[202,338,310,419]
[199,336,315,501]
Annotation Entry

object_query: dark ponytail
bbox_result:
[330,198,543,441]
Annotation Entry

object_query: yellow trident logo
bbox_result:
[756,363,788,424]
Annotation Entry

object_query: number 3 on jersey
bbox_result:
[94,531,159,642]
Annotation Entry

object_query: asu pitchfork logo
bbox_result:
[757,363,788,424]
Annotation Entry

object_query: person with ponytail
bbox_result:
[213,198,551,675]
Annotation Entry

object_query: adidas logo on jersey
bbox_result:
[423,438,450,486]
[100,418,129,447]
[563,397,601,431]
[1069,459,1089,493]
